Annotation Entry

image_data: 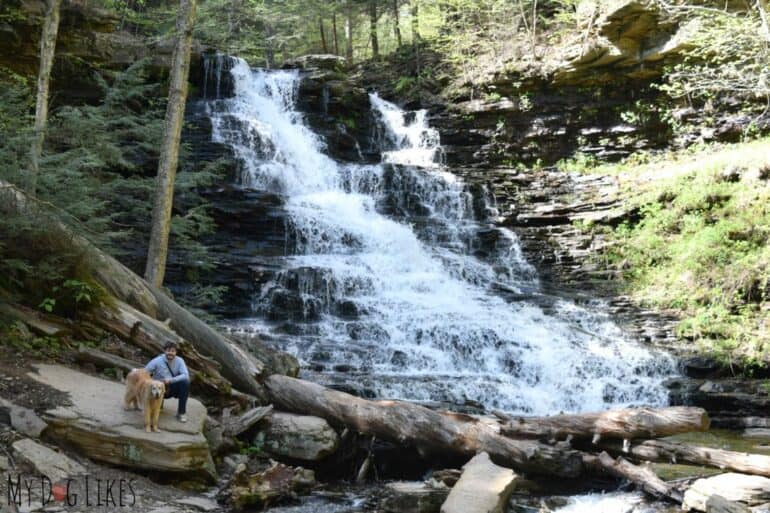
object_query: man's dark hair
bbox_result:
[163,341,178,351]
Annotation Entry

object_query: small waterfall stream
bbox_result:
[204,56,677,415]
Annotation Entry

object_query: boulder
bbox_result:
[684,474,770,511]
[380,481,450,513]
[12,438,86,484]
[440,452,518,513]
[285,54,347,71]
[228,461,315,511]
[260,412,339,461]
[0,397,47,437]
[28,364,215,480]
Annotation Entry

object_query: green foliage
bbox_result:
[656,9,769,136]
[0,60,224,315]
[594,138,770,364]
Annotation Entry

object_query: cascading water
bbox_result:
[206,56,677,415]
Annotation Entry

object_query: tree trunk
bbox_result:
[264,374,584,477]
[264,0,275,69]
[144,0,197,288]
[588,451,683,502]
[332,12,339,55]
[369,0,379,58]
[29,0,62,195]
[319,16,328,53]
[500,407,709,441]
[598,439,770,478]
[393,0,402,47]
[345,0,354,62]
[0,179,297,399]
[410,0,420,73]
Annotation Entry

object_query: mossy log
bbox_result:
[264,374,584,477]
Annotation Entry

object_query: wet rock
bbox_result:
[12,438,86,484]
[440,452,519,513]
[228,460,315,511]
[707,495,751,513]
[666,378,770,420]
[682,356,728,378]
[261,412,339,462]
[28,364,215,480]
[684,473,770,511]
[174,496,220,511]
[0,397,47,437]
[380,481,450,513]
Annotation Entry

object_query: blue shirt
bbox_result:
[145,354,190,384]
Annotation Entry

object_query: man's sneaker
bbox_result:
[177,414,188,423]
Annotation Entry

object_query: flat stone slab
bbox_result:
[12,438,87,483]
[441,452,518,513]
[684,473,770,511]
[0,397,47,437]
[28,364,215,480]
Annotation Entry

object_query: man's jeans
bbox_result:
[165,379,190,415]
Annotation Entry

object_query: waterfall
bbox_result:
[205,56,677,415]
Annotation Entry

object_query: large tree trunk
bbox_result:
[29,0,62,195]
[0,179,297,398]
[345,0,354,62]
[599,439,770,478]
[392,0,402,47]
[265,374,584,477]
[369,0,379,58]
[500,407,709,441]
[144,0,197,288]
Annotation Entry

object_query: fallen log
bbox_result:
[82,299,234,393]
[76,344,138,373]
[0,302,75,337]
[75,343,231,399]
[598,439,770,478]
[501,406,709,441]
[264,375,584,477]
[0,179,297,396]
[589,451,683,502]
[225,405,274,437]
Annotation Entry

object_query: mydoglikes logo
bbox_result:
[4,473,137,508]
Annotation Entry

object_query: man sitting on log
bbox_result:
[145,341,191,422]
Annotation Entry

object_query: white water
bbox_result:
[554,492,659,513]
[208,57,676,414]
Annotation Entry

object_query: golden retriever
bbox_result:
[123,368,165,432]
